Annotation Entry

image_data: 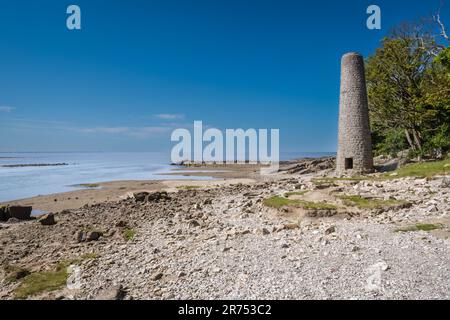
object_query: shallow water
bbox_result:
[0,151,334,202]
[0,152,211,202]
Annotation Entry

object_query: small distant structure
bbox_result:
[336,52,374,175]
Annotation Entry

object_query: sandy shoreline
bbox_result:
[1,164,262,213]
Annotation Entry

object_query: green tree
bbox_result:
[366,21,450,158]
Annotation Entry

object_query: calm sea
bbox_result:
[0,151,334,202]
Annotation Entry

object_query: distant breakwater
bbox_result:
[1,163,69,168]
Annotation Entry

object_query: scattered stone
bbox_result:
[38,213,56,226]
[365,261,389,294]
[188,220,201,228]
[283,223,299,230]
[147,191,170,202]
[87,231,102,241]
[211,267,222,274]
[115,220,127,228]
[76,231,86,243]
[151,272,163,281]
[325,226,336,235]
[441,176,450,188]
[95,285,126,300]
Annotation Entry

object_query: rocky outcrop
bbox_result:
[279,157,335,175]
[0,206,8,221]
[9,206,32,220]
[0,205,33,221]
[133,191,170,203]
[132,191,149,202]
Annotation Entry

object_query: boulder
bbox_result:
[147,191,170,202]
[8,206,32,220]
[76,231,86,243]
[87,231,102,241]
[133,192,149,202]
[0,206,10,221]
[38,213,56,226]
[95,285,126,300]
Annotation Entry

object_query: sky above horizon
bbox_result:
[0,0,448,153]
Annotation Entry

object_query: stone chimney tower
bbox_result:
[336,52,373,175]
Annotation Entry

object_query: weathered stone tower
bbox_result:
[336,52,373,175]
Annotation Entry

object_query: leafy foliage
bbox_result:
[366,20,450,159]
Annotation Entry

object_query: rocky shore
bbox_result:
[0,159,449,300]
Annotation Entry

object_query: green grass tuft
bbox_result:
[123,228,136,241]
[4,265,30,283]
[339,195,409,209]
[312,176,368,185]
[13,262,70,299]
[395,223,444,233]
[12,253,100,299]
[284,191,309,197]
[263,196,337,210]
[386,159,450,179]
[80,252,100,260]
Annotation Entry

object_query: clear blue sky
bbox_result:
[0,0,448,153]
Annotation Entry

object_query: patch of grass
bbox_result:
[80,252,100,260]
[284,191,309,197]
[311,178,338,188]
[312,176,368,184]
[123,228,136,241]
[395,223,444,233]
[13,262,70,299]
[12,253,100,299]
[4,265,30,283]
[263,196,297,208]
[263,196,337,210]
[386,159,450,179]
[338,195,408,209]
[176,185,201,190]
[299,201,338,210]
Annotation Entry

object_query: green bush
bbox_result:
[373,128,408,157]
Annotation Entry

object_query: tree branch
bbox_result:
[435,13,450,42]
